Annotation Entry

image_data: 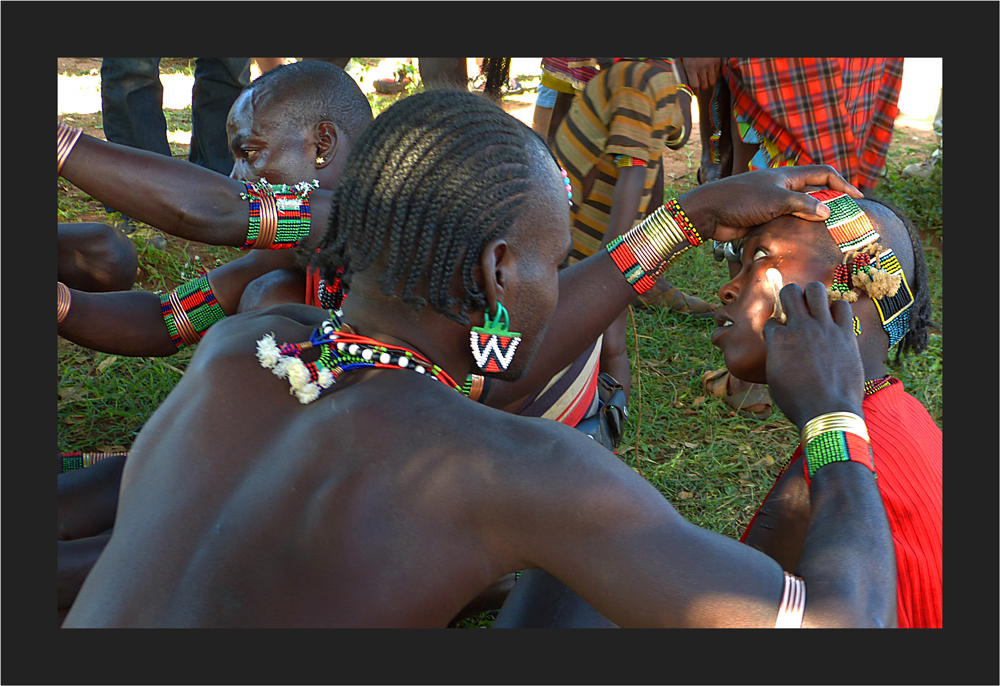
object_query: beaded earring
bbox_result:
[560,166,573,206]
[470,302,521,373]
[869,249,914,348]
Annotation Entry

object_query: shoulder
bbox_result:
[191,304,329,369]
[484,409,660,508]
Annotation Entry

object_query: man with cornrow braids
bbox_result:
[57,61,602,623]
[64,89,897,628]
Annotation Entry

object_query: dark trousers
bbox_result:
[100,57,251,176]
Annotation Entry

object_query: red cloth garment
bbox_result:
[304,265,322,308]
[724,58,903,191]
[741,379,942,628]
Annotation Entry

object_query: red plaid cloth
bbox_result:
[724,58,903,190]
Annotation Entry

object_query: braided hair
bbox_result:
[312,89,541,325]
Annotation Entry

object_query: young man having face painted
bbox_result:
[712,192,941,628]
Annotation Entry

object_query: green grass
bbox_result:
[57,85,943,628]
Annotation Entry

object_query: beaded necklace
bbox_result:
[864,375,893,396]
[257,311,461,404]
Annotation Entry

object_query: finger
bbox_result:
[802,282,833,323]
[688,71,702,91]
[782,165,864,198]
[829,298,855,329]
[777,282,807,323]
[762,315,782,346]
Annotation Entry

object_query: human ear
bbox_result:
[478,238,512,313]
[314,121,340,168]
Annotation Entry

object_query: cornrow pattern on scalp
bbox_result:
[312,90,539,325]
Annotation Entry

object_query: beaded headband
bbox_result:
[806,189,880,254]
[806,190,913,347]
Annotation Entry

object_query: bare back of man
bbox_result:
[65,304,784,628]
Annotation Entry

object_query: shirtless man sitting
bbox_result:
[62,89,895,629]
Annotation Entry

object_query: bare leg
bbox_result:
[448,573,517,625]
[531,105,553,140]
[492,568,618,628]
[697,87,721,183]
[58,453,126,541]
[546,91,575,147]
[729,107,759,177]
[237,268,308,313]
[253,58,287,74]
[418,58,468,91]
[58,223,138,292]
[58,532,112,625]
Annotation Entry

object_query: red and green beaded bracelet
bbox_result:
[240,179,318,250]
[160,275,227,349]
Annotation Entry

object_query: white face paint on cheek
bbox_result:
[766,268,787,324]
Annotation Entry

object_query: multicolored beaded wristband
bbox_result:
[605,199,702,294]
[57,121,83,175]
[57,282,72,323]
[61,451,128,472]
[664,197,702,246]
[614,154,647,168]
[240,179,318,250]
[800,412,875,485]
[160,275,227,349]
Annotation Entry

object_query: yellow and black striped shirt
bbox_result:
[554,59,689,261]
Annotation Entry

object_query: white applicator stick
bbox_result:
[766,268,787,324]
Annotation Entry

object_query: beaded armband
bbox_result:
[605,200,701,294]
[461,374,486,402]
[614,155,647,168]
[800,412,875,485]
[240,179,318,250]
[57,121,83,175]
[57,282,72,323]
[664,197,702,246]
[160,275,227,349]
[774,572,806,628]
[61,451,128,472]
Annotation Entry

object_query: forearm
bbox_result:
[601,164,646,246]
[60,133,249,244]
[797,462,897,628]
[58,288,180,357]
[59,133,333,248]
